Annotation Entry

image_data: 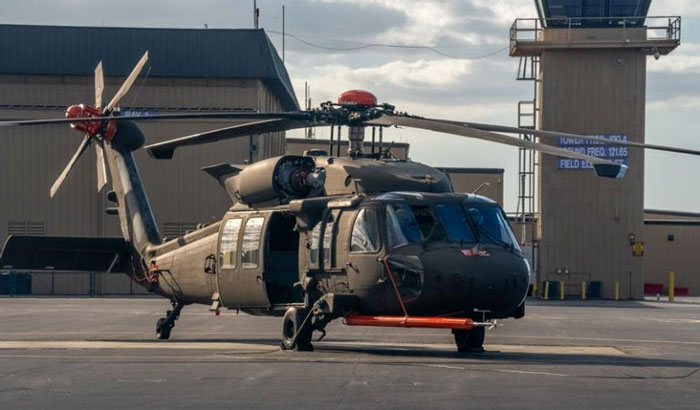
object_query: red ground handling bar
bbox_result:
[344,313,474,330]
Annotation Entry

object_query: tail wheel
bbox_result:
[156,317,171,340]
[281,307,313,351]
[453,326,485,353]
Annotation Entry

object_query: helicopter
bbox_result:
[2,52,699,352]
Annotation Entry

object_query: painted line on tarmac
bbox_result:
[527,316,700,324]
[318,341,625,355]
[0,340,278,352]
[495,334,700,345]
[0,340,624,356]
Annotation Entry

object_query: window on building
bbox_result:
[241,217,264,269]
[351,208,380,253]
[220,219,242,269]
[8,221,45,236]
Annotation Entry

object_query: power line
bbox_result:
[266,30,509,60]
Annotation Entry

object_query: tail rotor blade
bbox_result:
[95,61,104,109]
[104,51,149,113]
[50,136,92,198]
[95,139,108,192]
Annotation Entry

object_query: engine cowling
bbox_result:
[205,156,326,206]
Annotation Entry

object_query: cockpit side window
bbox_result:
[350,208,380,253]
[385,204,422,250]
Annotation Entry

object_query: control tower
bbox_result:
[510,1,680,299]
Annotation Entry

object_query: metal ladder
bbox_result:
[515,55,540,244]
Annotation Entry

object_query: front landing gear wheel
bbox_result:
[281,307,313,351]
[453,327,485,353]
[155,302,185,340]
[156,317,172,340]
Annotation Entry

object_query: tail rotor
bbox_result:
[49,51,149,197]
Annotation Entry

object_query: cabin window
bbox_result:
[309,221,321,264]
[241,217,264,268]
[220,218,242,269]
[350,208,379,253]
[385,204,422,249]
[322,210,339,266]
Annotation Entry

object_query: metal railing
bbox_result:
[511,16,681,50]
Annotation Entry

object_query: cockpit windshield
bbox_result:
[383,199,521,253]
[434,204,476,244]
[464,204,521,252]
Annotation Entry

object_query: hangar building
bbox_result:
[0,24,297,294]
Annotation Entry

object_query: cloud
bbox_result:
[648,42,700,74]
[649,1,700,17]
[648,96,700,111]
[287,59,475,104]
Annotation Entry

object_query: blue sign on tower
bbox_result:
[556,134,629,170]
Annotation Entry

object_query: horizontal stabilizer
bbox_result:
[201,163,245,184]
[0,236,130,273]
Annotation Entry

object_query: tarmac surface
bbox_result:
[0,297,698,409]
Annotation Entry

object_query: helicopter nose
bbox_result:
[416,246,530,315]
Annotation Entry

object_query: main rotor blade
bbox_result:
[94,61,104,109]
[145,118,319,159]
[368,114,627,179]
[0,112,308,127]
[461,122,700,157]
[50,136,92,198]
[95,139,108,192]
[103,51,149,113]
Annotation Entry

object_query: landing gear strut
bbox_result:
[453,326,485,353]
[156,300,185,340]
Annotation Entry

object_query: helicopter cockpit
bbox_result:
[325,192,531,317]
[361,192,522,254]
[377,194,522,254]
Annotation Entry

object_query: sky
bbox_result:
[1,0,698,212]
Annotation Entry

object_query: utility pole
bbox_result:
[253,0,259,29]
[282,4,285,62]
[304,82,313,139]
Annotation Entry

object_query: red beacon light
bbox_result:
[338,90,377,107]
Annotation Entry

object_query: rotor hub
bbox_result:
[337,90,377,107]
[65,104,116,141]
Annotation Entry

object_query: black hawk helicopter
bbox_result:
[2,52,699,352]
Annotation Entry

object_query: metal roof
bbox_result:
[0,24,299,110]
[536,0,651,27]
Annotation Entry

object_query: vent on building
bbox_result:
[162,222,198,238]
[8,221,45,236]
